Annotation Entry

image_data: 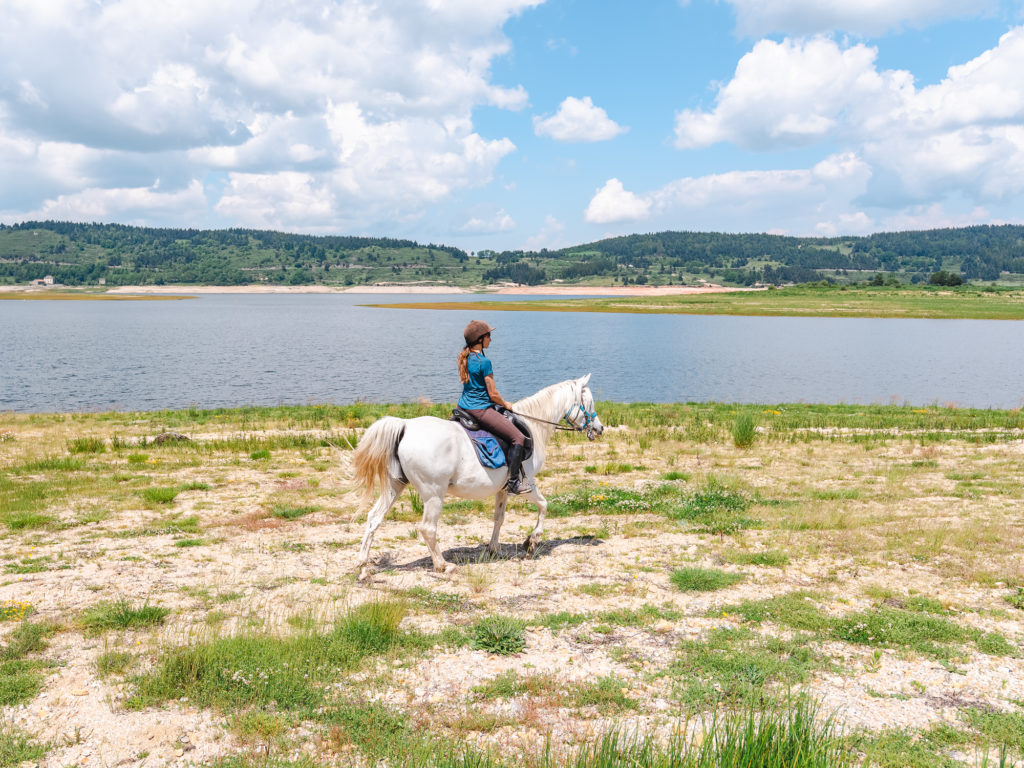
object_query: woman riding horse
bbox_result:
[457,320,533,495]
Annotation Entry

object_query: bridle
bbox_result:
[509,387,599,438]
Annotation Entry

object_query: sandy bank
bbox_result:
[103,283,754,296]
[105,284,470,295]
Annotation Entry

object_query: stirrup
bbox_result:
[507,477,534,495]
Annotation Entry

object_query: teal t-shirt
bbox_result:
[458,352,493,410]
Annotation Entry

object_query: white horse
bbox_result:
[351,374,603,580]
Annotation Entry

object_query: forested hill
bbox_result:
[2,220,1024,287]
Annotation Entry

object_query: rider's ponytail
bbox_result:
[457,347,471,384]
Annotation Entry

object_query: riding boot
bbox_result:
[505,443,533,495]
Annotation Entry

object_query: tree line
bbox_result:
[2,221,1023,287]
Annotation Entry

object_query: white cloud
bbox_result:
[533,97,627,142]
[724,0,991,37]
[5,180,207,224]
[674,29,1024,208]
[460,209,515,233]
[524,214,566,251]
[0,0,538,228]
[584,178,651,223]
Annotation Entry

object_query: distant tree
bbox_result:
[929,270,963,286]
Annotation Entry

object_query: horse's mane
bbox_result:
[512,382,577,448]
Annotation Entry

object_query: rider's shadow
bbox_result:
[384,535,602,573]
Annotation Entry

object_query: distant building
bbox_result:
[31,278,46,286]
[43,275,54,285]
[98,278,106,285]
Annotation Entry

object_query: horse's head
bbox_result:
[565,373,604,441]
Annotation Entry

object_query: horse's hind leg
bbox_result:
[418,493,454,574]
[488,489,508,557]
[355,477,405,581]
[523,487,548,555]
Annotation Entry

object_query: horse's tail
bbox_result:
[352,416,406,504]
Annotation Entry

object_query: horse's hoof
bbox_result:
[524,535,539,554]
[357,567,372,582]
[435,562,457,575]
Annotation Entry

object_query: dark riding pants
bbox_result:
[466,407,526,446]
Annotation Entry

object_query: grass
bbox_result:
[670,567,744,592]
[141,486,182,505]
[271,504,318,520]
[720,592,829,632]
[79,600,170,635]
[128,600,431,712]
[724,550,791,567]
[671,628,823,710]
[732,413,758,449]
[378,284,1024,320]
[831,607,1014,659]
[469,616,526,655]
[95,650,135,678]
[0,622,58,707]
[0,722,49,766]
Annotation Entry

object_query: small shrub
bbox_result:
[249,449,271,460]
[68,437,105,454]
[470,616,526,655]
[127,453,148,465]
[670,567,743,592]
[174,538,207,548]
[732,413,758,449]
[80,600,169,635]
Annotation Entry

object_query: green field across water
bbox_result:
[369,284,1024,320]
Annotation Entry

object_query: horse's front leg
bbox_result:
[418,493,455,574]
[522,487,548,555]
[488,489,508,557]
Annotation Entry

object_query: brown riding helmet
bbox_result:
[463,320,495,347]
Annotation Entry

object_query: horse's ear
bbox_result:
[578,373,592,387]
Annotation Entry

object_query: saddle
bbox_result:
[450,406,533,466]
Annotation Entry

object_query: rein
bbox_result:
[509,398,598,433]
[509,410,577,431]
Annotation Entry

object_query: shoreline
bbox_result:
[97,283,751,296]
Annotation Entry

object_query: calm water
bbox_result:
[2,293,1023,412]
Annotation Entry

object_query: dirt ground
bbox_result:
[1,412,1023,766]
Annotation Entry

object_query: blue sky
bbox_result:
[2,0,1023,254]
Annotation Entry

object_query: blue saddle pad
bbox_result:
[466,429,506,468]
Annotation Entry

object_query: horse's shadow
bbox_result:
[380,535,602,573]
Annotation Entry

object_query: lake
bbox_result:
[2,293,1023,412]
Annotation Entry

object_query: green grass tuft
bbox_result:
[670,567,744,592]
[68,437,106,454]
[732,413,758,449]
[0,722,49,766]
[142,486,180,505]
[271,505,318,520]
[469,616,526,655]
[80,600,169,635]
[724,550,791,567]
